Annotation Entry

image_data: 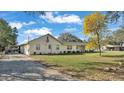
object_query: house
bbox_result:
[19,34,85,55]
[102,45,124,51]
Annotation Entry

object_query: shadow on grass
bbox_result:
[80,62,124,80]
[63,61,119,73]
[102,55,124,58]
[33,53,85,56]
[114,66,124,80]
[60,61,119,80]
[80,61,118,67]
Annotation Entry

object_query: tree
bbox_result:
[83,12,107,56]
[0,19,18,51]
[106,28,124,45]
[106,11,124,26]
[112,28,124,43]
[58,33,83,42]
[11,27,18,45]
[85,38,97,50]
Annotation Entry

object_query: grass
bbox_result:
[31,51,124,80]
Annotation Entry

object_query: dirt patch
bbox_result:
[42,68,79,80]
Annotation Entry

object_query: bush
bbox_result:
[34,52,36,55]
[72,51,75,53]
[63,51,66,53]
[67,51,71,53]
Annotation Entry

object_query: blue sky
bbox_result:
[0,11,121,45]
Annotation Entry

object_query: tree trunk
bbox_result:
[96,32,102,56]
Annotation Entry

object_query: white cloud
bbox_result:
[23,21,36,25]
[55,36,59,39]
[9,21,36,29]
[40,12,81,24]
[9,22,23,29]
[24,27,52,36]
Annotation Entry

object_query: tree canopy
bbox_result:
[104,28,124,45]
[0,19,18,51]
[106,11,124,26]
[58,33,83,42]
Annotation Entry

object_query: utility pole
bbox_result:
[28,34,30,44]
[27,34,30,55]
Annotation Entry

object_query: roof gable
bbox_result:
[28,34,62,44]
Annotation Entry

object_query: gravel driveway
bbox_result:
[0,54,75,81]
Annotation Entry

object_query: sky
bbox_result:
[0,11,121,45]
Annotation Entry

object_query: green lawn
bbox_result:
[31,51,124,80]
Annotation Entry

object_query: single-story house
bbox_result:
[102,45,124,51]
[19,34,85,55]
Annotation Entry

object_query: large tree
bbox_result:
[83,12,107,56]
[58,33,83,42]
[0,19,18,51]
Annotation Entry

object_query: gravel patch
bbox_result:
[0,54,76,81]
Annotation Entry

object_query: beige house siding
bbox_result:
[61,45,84,53]
[20,44,30,55]
[29,34,62,54]
[19,34,85,55]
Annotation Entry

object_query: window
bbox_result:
[36,44,40,50]
[56,45,59,50]
[77,45,83,50]
[46,36,49,42]
[67,45,72,50]
[48,44,51,49]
